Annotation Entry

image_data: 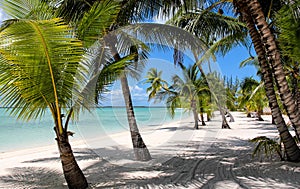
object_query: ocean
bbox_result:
[0,107,188,152]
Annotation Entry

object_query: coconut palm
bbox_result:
[233,0,300,141]
[36,0,153,161]
[238,77,268,121]
[276,1,300,113]
[146,65,210,129]
[145,68,169,101]
[0,18,88,189]
[166,3,248,129]
[50,0,210,161]
[233,0,300,162]
[0,0,134,187]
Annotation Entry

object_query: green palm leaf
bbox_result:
[0,18,83,128]
[77,0,121,47]
[3,0,55,20]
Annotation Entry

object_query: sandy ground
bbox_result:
[1,112,300,189]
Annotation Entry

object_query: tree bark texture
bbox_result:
[246,0,300,138]
[107,38,151,161]
[234,0,300,161]
[120,74,152,161]
[56,134,88,189]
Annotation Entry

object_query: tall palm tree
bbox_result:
[276,2,300,114]
[0,18,89,189]
[52,0,209,161]
[145,68,169,101]
[108,41,152,161]
[234,0,300,139]
[167,3,248,129]
[0,0,132,187]
[40,0,155,161]
[146,65,209,129]
[206,72,231,129]
[233,0,300,162]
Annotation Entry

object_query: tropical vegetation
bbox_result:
[1,0,300,188]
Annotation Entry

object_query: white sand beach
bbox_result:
[1,112,300,188]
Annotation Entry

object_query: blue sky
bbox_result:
[100,46,258,107]
[0,8,258,107]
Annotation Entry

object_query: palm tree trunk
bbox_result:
[193,50,210,125]
[234,0,300,161]
[245,0,300,139]
[295,83,300,113]
[120,73,152,161]
[191,99,199,129]
[106,38,151,161]
[219,105,230,129]
[247,112,251,118]
[55,132,88,189]
[227,111,235,122]
[257,109,264,121]
[207,113,211,121]
[200,112,206,126]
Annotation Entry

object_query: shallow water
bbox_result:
[0,107,187,152]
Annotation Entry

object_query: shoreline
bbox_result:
[0,115,194,165]
[0,107,188,153]
[1,112,299,188]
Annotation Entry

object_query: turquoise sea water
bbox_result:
[0,107,187,152]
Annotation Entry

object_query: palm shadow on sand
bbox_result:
[2,138,300,189]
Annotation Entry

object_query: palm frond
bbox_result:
[0,18,84,122]
[239,56,259,68]
[77,0,121,47]
[250,136,282,160]
[123,23,207,56]
[3,0,55,20]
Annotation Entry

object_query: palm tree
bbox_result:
[0,0,132,187]
[173,0,300,160]
[146,65,209,129]
[145,68,169,101]
[238,77,268,121]
[38,0,154,161]
[233,0,300,162]
[0,18,89,189]
[234,0,300,140]
[167,3,248,129]
[276,2,300,114]
[206,73,231,129]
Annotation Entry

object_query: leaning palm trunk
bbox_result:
[107,40,151,161]
[234,0,300,161]
[227,111,235,122]
[218,105,230,129]
[246,0,300,139]
[120,74,152,161]
[55,128,88,189]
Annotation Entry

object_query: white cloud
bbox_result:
[134,85,143,91]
